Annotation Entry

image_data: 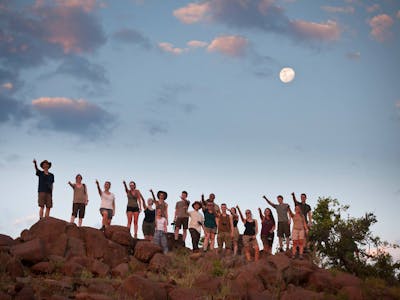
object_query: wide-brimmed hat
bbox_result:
[40,160,52,169]
[157,190,168,200]
[192,201,202,209]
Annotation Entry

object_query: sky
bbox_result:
[0,0,399,255]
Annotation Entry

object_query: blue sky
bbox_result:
[0,0,399,254]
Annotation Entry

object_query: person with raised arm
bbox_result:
[288,205,308,259]
[96,180,115,231]
[174,191,190,243]
[141,196,155,241]
[68,174,88,227]
[237,205,259,262]
[291,192,312,228]
[150,189,168,223]
[123,180,144,238]
[216,203,234,254]
[202,199,218,252]
[230,207,240,256]
[263,195,291,252]
[258,207,275,255]
[201,193,220,215]
[33,159,54,219]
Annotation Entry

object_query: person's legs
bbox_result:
[153,230,161,246]
[127,211,133,229]
[298,239,304,256]
[182,218,188,242]
[161,232,168,254]
[39,207,44,219]
[189,228,199,250]
[292,240,299,257]
[254,243,260,261]
[45,207,51,217]
[78,204,85,227]
[133,212,139,238]
[203,231,210,251]
[233,240,238,255]
[217,233,223,250]
[182,229,187,242]
[209,232,215,250]
[78,218,83,227]
[44,193,52,217]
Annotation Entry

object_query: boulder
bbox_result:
[103,240,129,268]
[148,253,171,274]
[134,241,162,263]
[0,291,11,300]
[104,225,133,247]
[118,274,168,300]
[0,234,17,249]
[307,269,335,292]
[340,286,363,300]
[28,217,67,243]
[281,284,323,300]
[81,227,108,259]
[6,258,24,278]
[75,292,113,300]
[128,256,147,272]
[65,223,81,239]
[11,238,45,264]
[193,273,222,294]
[31,261,55,274]
[168,287,205,300]
[89,259,109,277]
[46,233,68,257]
[86,280,115,295]
[15,285,35,300]
[111,263,130,278]
[65,236,86,258]
[283,259,315,285]
[268,252,291,272]
[62,261,84,277]
[230,263,265,295]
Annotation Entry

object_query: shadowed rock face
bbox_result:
[0,217,397,299]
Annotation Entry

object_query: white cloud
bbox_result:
[173,2,211,24]
[187,40,208,48]
[158,42,188,55]
[291,20,340,42]
[207,35,248,57]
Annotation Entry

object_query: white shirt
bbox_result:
[156,217,167,231]
[188,210,204,233]
[100,192,115,209]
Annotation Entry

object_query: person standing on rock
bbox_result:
[174,191,190,243]
[291,192,312,250]
[154,208,168,254]
[237,206,260,261]
[202,193,220,215]
[202,201,218,252]
[141,197,155,241]
[259,207,275,255]
[123,180,144,239]
[68,174,88,227]
[96,180,115,231]
[217,203,234,254]
[263,195,291,252]
[288,205,308,259]
[33,159,54,219]
[151,189,169,223]
[188,201,204,252]
[230,207,240,256]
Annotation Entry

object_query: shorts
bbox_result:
[72,203,86,218]
[242,235,259,248]
[142,221,155,236]
[233,227,240,242]
[217,231,232,248]
[175,217,189,229]
[277,221,290,238]
[38,192,53,208]
[127,206,139,213]
[261,232,274,247]
[204,227,217,234]
[100,208,113,220]
[292,229,305,240]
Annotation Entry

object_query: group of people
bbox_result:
[34,159,312,260]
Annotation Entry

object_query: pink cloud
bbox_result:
[207,35,248,57]
[2,82,13,90]
[291,20,340,42]
[32,97,93,110]
[321,6,354,14]
[173,2,211,24]
[158,42,187,55]
[369,14,394,42]
[35,0,99,12]
[396,101,400,108]
[397,11,400,19]
[187,40,208,48]
[366,4,380,13]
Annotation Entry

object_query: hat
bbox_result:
[157,190,168,200]
[40,160,52,169]
[192,201,202,209]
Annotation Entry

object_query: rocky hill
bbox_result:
[0,217,398,299]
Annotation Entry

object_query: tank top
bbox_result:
[73,184,86,204]
[144,208,155,223]
[261,218,275,235]
[127,192,139,208]
[233,217,238,228]
[100,192,115,210]
[244,220,256,236]
[218,214,231,233]
[203,210,217,228]
[156,201,168,218]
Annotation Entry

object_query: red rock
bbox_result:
[11,238,45,264]
[103,240,129,268]
[68,256,92,268]
[111,263,130,278]
[86,280,115,294]
[90,259,109,277]
[281,284,323,300]
[0,234,17,248]
[307,269,335,292]
[46,233,68,257]
[128,256,147,272]
[65,237,86,258]
[82,227,108,259]
[118,274,168,300]
[6,258,24,278]
[194,274,223,294]
[268,252,291,272]
[0,291,11,300]
[110,231,132,247]
[148,253,171,273]
[168,287,205,300]
[332,272,362,288]
[62,261,84,277]
[75,292,113,300]
[28,217,67,243]
[283,260,314,285]
[340,286,363,300]
[230,263,265,295]
[15,285,35,300]
[31,261,55,274]
[65,223,81,239]
[134,241,162,263]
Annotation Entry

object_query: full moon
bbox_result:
[279,67,295,83]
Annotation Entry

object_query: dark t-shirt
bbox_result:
[144,208,155,223]
[294,200,311,223]
[36,170,54,193]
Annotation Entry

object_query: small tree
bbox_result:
[309,197,399,283]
